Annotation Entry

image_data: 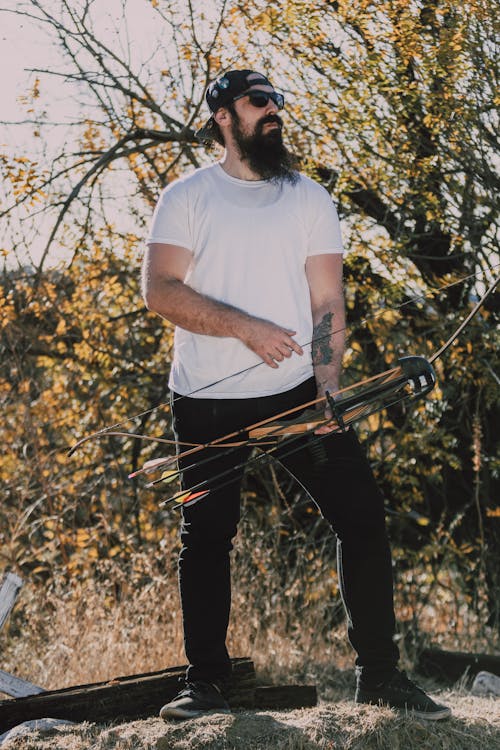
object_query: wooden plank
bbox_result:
[418,647,500,683]
[0,572,23,632]
[0,670,44,699]
[0,658,256,733]
[0,659,319,733]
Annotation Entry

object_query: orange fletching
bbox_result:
[174,490,210,507]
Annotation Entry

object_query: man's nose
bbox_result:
[264,97,279,114]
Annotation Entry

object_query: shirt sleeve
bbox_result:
[146,181,192,249]
[306,183,344,256]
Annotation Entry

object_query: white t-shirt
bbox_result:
[146,162,343,398]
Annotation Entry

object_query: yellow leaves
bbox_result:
[18,380,31,395]
[3,155,47,202]
[56,340,68,355]
[31,77,41,99]
[0,290,15,328]
[415,514,430,527]
[56,319,67,336]
[75,528,92,546]
[81,121,106,151]
[253,6,283,33]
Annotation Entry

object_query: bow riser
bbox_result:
[250,356,436,440]
[158,356,438,507]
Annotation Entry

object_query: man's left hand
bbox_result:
[314,385,339,435]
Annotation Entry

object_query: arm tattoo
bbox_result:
[312,312,333,366]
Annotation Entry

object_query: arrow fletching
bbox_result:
[128,455,177,479]
[145,468,179,488]
[161,489,211,508]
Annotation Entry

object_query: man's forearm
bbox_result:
[311,298,345,395]
[143,275,304,368]
[144,276,251,337]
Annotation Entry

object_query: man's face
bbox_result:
[224,84,298,184]
[231,84,283,139]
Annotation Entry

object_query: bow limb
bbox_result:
[248,358,434,440]
[67,430,188,457]
[155,357,436,506]
[132,366,405,484]
[429,275,499,365]
[169,367,402,460]
[157,356,437,504]
[65,269,497,463]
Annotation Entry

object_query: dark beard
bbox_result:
[229,108,299,186]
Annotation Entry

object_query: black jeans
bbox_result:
[171,377,399,683]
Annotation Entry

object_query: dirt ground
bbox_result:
[1,692,499,750]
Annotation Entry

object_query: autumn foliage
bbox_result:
[0,0,498,665]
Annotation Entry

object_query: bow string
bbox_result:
[68,270,498,506]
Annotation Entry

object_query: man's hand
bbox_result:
[314,383,339,434]
[239,317,304,368]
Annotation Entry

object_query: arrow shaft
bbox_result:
[161,387,416,508]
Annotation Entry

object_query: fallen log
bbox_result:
[0,658,317,733]
[254,685,317,710]
[417,647,500,683]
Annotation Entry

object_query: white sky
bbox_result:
[0,0,173,267]
[1,0,167,122]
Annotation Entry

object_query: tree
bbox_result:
[1,0,498,639]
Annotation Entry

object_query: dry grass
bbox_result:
[1,540,355,691]
[1,537,499,749]
[1,694,499,750]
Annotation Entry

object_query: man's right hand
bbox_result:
[239,318,304,368]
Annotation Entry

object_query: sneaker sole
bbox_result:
[356,699,451,721]
[407,706,452,721]
[160,706,231,720]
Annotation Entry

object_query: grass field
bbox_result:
[1,572,499,749]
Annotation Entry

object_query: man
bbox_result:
[142,70,450,721]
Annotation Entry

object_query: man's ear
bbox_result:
[214,107,231,127]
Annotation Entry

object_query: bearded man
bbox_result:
[142,69,450,721]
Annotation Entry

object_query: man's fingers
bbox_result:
[274,342,296,360]
[244,322,304,366]
[262,352,279,368]
[314,422,336,435]
[266,332,303,365]
[284,330,303,356]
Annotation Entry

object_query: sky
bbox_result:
[0,0,170,267]
[1,0,168,122]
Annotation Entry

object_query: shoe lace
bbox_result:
[390,670,425,694]
[179,680,220,698]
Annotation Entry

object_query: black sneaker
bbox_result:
[159,680,231,720]
[355,669,451,720]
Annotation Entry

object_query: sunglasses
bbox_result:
[232,90,285,110]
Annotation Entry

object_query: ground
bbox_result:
[1,692,499,750]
